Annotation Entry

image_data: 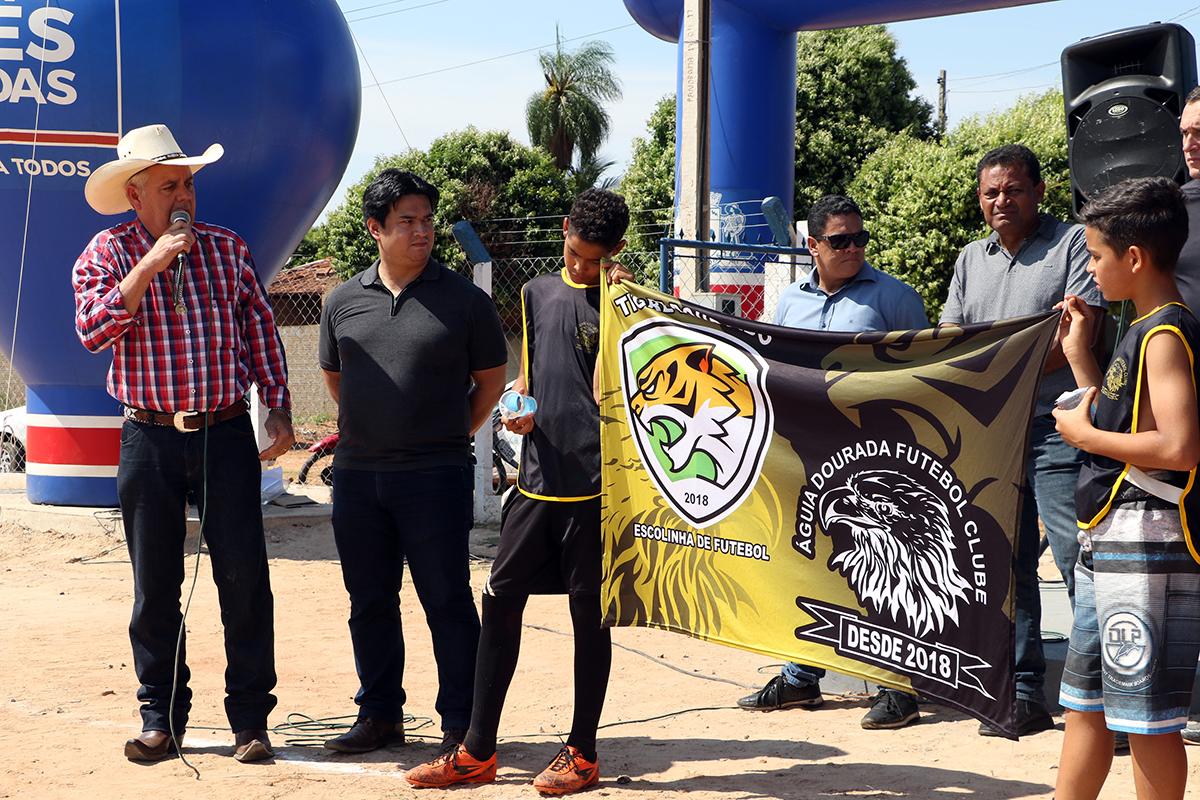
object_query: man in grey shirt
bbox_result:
[940,144,1104,737]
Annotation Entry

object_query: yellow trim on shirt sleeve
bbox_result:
[520,285,530,389]
[1078,324,1200,556]
[1079,324,1160,529]
[560,267,597,289]
[1145,324,1200,563]
[516,484,600,503]
[1130,302,1189,326]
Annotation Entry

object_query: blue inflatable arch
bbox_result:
[0,1,360,505]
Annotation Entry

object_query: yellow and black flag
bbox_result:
[598,280,1058,738]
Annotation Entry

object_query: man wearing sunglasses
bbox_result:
[772,195,927,332]
[738,194,928,730]
[940,144,1104,738]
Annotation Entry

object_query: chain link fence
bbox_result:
[275,251,661,486]
[658,239,814,323]
[0,247,772,482]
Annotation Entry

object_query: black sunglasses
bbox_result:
[815,230,870,250]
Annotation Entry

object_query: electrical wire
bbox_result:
[948,83,1058,95]
[1170,3,1200,20]
[164,264,223,781]
[363,23,637,88]
[345,0,451,24]
[523,622,759,690]
[480,207,672,223]
[342,0,428,13]
[350,29,413,151]
[5,0,51,411]
[950,60,1058,85]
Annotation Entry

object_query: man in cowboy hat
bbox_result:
[72,123,294,764]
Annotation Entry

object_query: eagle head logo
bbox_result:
[818,470,971,636]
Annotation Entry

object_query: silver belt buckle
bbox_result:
[173,410,198,432]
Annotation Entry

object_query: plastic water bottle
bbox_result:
[498,390,537,420]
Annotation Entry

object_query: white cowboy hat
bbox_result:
[84,123,223,215]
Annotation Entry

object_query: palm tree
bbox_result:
[569,153,619,194]
[526,28,622,171]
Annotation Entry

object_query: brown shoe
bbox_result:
[124,729,182,762]
[323,717,405,753]
[233,729,274,763]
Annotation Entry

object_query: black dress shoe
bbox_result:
[323,717,405,753]
[736,675,824,711]
[124,729,182,762]
[233,729,274,762]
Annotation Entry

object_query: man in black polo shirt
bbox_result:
[317,169,507,754]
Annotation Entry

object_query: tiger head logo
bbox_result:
[629,343,753,486]
[621,320,773,528]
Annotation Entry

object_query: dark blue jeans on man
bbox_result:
[118,413,276,734]
[1013,413,1084,706]
[331,465,478,731]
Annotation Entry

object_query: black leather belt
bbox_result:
[124,398,249,432]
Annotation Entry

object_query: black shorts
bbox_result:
[486,491,601,597]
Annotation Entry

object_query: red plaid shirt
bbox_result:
[73,219,291,413]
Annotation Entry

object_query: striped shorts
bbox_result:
[1058,502,1200,734]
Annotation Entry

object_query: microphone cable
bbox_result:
[165,249,213,780]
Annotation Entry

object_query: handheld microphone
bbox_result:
[170,209,191,314]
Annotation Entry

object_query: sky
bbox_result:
[327,0,1200,220]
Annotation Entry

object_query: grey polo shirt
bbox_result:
[319,258,507,471]
[939,214,1104,415]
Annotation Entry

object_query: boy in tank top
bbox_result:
[1053,176,1200,800]
[406,189,631,795]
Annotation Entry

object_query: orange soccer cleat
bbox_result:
[532,745,600,795]
[404,743,497,789]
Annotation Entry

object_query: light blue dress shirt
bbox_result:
[773,262,929,333]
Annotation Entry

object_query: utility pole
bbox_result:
[676,0,711,297]
[937,69,947,137]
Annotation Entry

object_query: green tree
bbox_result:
[569,153,619,195]
[620,95,675,254]
[849,90,1069,320]
[793,25,932,215]
[526,30,622,171]
[287,226,324,266]
[315,127,573,279]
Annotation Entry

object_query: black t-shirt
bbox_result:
[319,259,507,471]
[1176,180,1200,311]
[517,269,602,500]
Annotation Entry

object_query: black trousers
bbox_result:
[331,465,479,731]
[117,414,277,733]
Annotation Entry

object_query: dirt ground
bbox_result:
[0,518,1190,800]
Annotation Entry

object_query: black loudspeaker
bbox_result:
[1062,22,1197,213]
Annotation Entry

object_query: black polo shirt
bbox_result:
[318,258,507,471]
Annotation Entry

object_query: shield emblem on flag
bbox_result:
[619,319,773,528]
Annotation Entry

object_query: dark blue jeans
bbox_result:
[1013,414,1084,705]
[118,414,276,733]
[331,466,479,731]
